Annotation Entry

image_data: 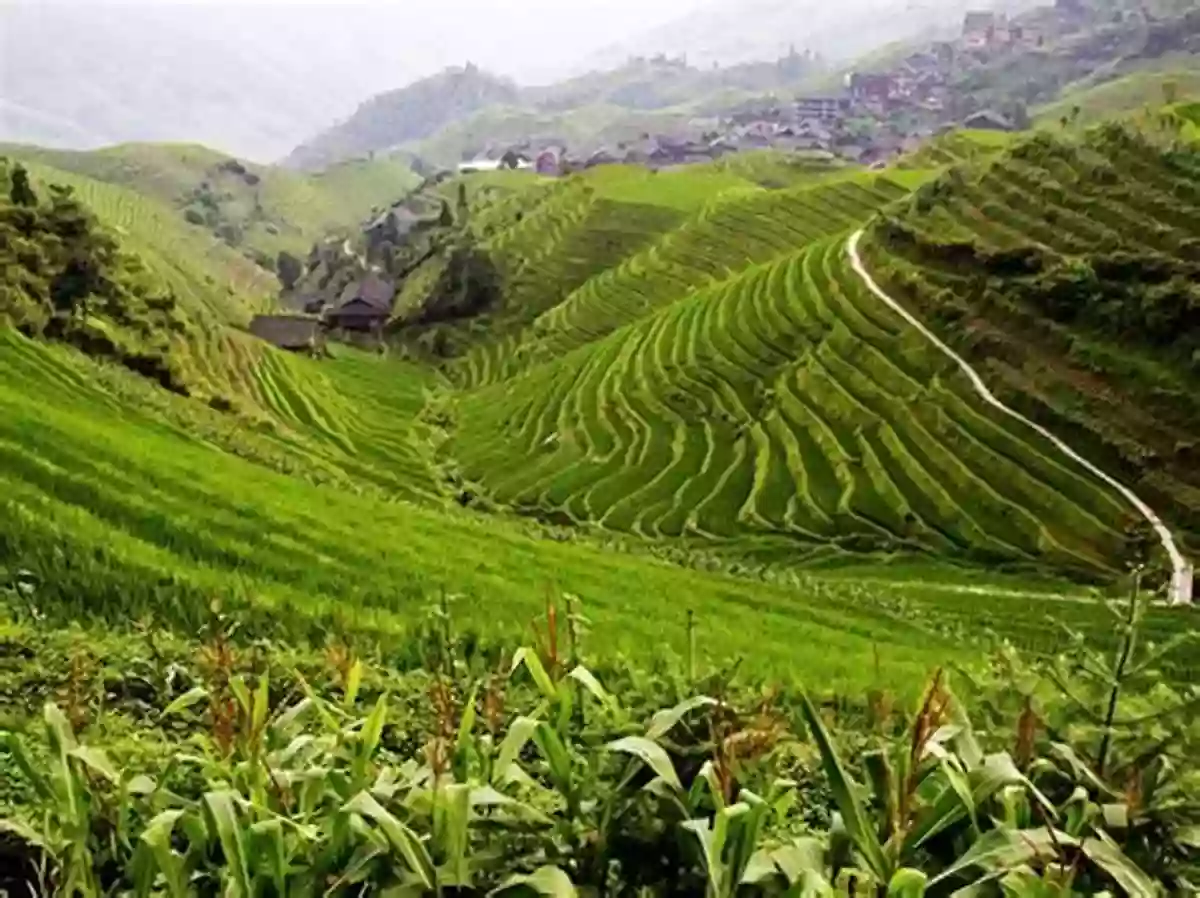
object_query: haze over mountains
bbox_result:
[582,0,1037,71]
[0,0,695,160]
[3,0,1011,161]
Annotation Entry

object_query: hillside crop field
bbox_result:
[4,143,419,260]
[863,123,1200,562]
[2,131,1199,706]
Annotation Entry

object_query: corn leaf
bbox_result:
[456,683,479,757]
[771,837,827,885]
[68,746,120,784]
[1081,834,1157,898]
[133,810,188,898]
[567,666,615,709]
[607,735,682,792]
[360,693,389,761]
[491,864,577,897]
[799,694,889,881]
[928,827,1053,887]
[512,648,557,700]
[887,868,929,896]
[202,791,253,898]
[230,676,251,718]
[647,695,717,740]
[252,673,270,735]
[162,686,209,719]
[273,698,313,733]
[344,658,364,708]
[495,716,540,782]
[343,790,436,889]
[533,723,575,805]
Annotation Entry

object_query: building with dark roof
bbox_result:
[326,273,395,332]
[249,316,325,353]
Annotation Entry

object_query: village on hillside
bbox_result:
[455,0,1169,173]
[249,0,1198,350]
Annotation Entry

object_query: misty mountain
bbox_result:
[285,67,522,170]
[583,0,1037,70]
[0,3,425,161]
[0,0,699,161]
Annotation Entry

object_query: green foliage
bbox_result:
[0,162,189,391]
[1,594,1193,896]
[446,171,1137,579]
[275,250,304,291]
[870,122,1200,553]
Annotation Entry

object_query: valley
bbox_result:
[1,2,1199,892]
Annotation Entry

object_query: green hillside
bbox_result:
[4,142,419,262]
[1035,65,1200,128]
[446,184,1140,580]
[3,128,1199,704]
[864,122,1200,561]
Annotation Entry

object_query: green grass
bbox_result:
[5,139,1200,699]
[0,327,978,694]
[5,143,419,258]
[1035,65,1200,129]
[866,123,1200,561]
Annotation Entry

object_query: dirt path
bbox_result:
[845,229,1192,605]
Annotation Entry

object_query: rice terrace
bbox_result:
[2,0,1200,891]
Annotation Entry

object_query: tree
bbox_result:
[456,183,469,223]
[276,251,303,291]
[438,200,454,228]
[10,164,37,207]
[1162,79,1179,106]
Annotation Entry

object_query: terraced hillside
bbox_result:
[450,226,1137,579]
[453,172,908,387]
[862,123,1200,564]
[5,143,419,259]
[5,136,1199,697]
[400,166,767,358]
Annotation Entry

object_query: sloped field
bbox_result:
[451,235,1133,578]
[20,160,274,324]
[863,124,1200,556]
[0,328,977,691]
[5,328,1196,682]
[455,174,912,388]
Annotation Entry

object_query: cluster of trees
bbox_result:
[0,159,190,391]
[881,216,1200,376]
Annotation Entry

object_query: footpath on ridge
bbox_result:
[845,229,1193,606]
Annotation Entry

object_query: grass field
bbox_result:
[4,137,1199,698]
[1035,64,1200,129]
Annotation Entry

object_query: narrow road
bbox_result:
[845,230,1192,605]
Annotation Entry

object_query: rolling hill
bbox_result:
[863,121,1200,560]
[3,142,419,266]
[2,120,1198,701]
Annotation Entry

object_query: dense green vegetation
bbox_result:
[865,122,1200,560]
[1,584,1197,894]
[3,113,1200,898]
[0,160,193,391]
[3,142,419,267]
[1035,66,1200,129]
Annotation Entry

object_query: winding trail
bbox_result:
[845,230,1192,605]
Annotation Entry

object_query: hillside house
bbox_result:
[963,110,1014,131]
[849,73,898,107]
[326,274,395,332]
[795,96,850,122]
[249,315,325,353]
